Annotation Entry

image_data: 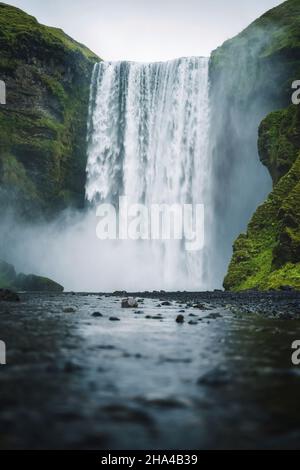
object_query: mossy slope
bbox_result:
[224,106,300,290]
[221,0,300,291]
[0,259,63,291]
[0,3,100,215]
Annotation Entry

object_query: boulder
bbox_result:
[63,307,76,313]
[92,312,103,317]
[176,314,185,324]
[0,288,20,302]
[121,297,138,308]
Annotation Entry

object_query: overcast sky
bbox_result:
[7,0,283,61]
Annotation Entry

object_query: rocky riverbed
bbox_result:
[0,291,300,449]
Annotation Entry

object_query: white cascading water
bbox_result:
[85,57,211,291]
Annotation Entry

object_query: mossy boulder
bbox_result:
[0,3,100,216]
[15,273,64,292]
[0,259,64,292]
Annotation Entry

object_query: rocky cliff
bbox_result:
[210,0,300,290]
[0,3,99,216]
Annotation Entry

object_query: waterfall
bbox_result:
[85,57,211,291]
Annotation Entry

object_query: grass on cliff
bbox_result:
[0,2,99,62]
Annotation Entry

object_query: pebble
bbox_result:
[63,307,76,313]
[92,312,103,317]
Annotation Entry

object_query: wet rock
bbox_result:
[193,303,206,310]
[176,314,185,323]
[63,307,76,313]
[109,317,120,321]
[179,309,185,313]
[113,291,127,296]
[207,312,222,320]
[0,289,20,302]
[197,368,231,387]
[161,356,192,364]
[138,397,187,409]
[121,297,138,308]
[134,310,144,315]
[161,301,171,306]
[279,285,294,292]
[92,312,103,317]
[64,361,82,373]
[188,320,198,325]
[102,404,153,426]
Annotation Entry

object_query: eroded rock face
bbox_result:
[0,3,100,216]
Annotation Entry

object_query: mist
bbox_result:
[0,208,207,292]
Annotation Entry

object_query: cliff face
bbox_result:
[0,3,100,216]
[224,104,300,290]
[210,0,300,290]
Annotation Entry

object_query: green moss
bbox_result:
[0,3,98,62]
[39,74,68,108]
[0,2,100,215]
[259,106,300,183]
[267,262,300,289]
[15,273,64,292]
[224,106,300,291]
[0,152,38,199]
